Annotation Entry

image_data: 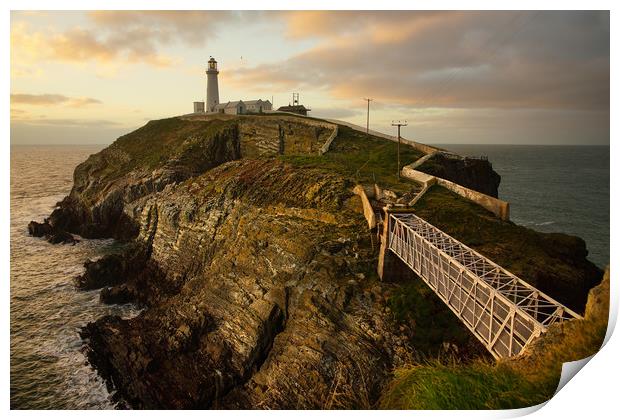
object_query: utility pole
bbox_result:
[363,98,373,135]
[391,120,408,180]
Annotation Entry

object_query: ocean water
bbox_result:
[437,144,610,268]
[9,144,609,408]
[10,145,141,409]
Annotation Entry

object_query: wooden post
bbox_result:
[391,120,408,180]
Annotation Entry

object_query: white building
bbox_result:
[214,101,246,115]
[244,99,272,113]
[192,57,273,115]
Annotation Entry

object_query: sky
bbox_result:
[9,10,610,145]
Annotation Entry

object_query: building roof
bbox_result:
[214,100,245,110]
[245,99,272,106]
[278,105,310,111]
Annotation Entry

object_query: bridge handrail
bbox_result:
[388,213,582,325]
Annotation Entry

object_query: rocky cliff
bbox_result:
[29,114,603,409]
[80,159,410,408]
[30,116,410,408]
[417,153,501,197]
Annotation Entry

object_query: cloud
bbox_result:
[11,11,239,68]
[11,116,123,128]
[229,11,609,111]
[11,93,102,107]
[37,25,173,67]
[279,11,446,41]
[310,107,362,120]
[87,11,235,45]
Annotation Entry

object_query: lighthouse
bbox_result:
[191,56,272,115]
[206,56,220,112]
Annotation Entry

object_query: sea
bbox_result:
[436,144,609,268]
[9,144,610,409]
[10,145,141,409]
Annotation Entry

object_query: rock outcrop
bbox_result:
[417,153,501,197]
[28,220,78,244]
[79,159,409,408]
[29,114,603,409]
[27,116,408,408]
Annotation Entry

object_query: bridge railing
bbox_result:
[387,212,581,359]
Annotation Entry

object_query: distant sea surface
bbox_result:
[10,143,609,408]
[436,144,609,268]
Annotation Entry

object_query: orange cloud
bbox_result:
[227,11,609,111]
[11,93,102,107]
[11,17,179,68]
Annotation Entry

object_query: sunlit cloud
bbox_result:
[11,93,102,107]
[12,116,125,127]
[228,11,609,111]
[10,11,238,69]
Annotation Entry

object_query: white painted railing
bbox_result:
[387,212,581,359]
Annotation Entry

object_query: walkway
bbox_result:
[386,212,581,359]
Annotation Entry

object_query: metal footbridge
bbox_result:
[386,212,581,359]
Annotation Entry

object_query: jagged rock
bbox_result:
[28,220,53,237]
[100,284,137,305]
[71,158,410,409]
[73,246,146,290]
[47,230,79,245]
[30,115,601,409]
[28,220,78,244]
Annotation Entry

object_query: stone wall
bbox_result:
[180,113,337,158]
[238,117,337,157]
[353,185,377,229]
[401,168,510,221]
[436,177,510,220]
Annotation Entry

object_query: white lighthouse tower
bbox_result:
[206,56,220,112]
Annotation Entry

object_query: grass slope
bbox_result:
[101,117,236,180]
[279,125,424,192]
[379,269,609,409]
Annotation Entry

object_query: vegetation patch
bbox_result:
[279,125,424,192]
[380,270,609,409]
[97,117,237,181]
[387,279,485,358]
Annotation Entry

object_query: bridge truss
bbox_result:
[387,212,582,359]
